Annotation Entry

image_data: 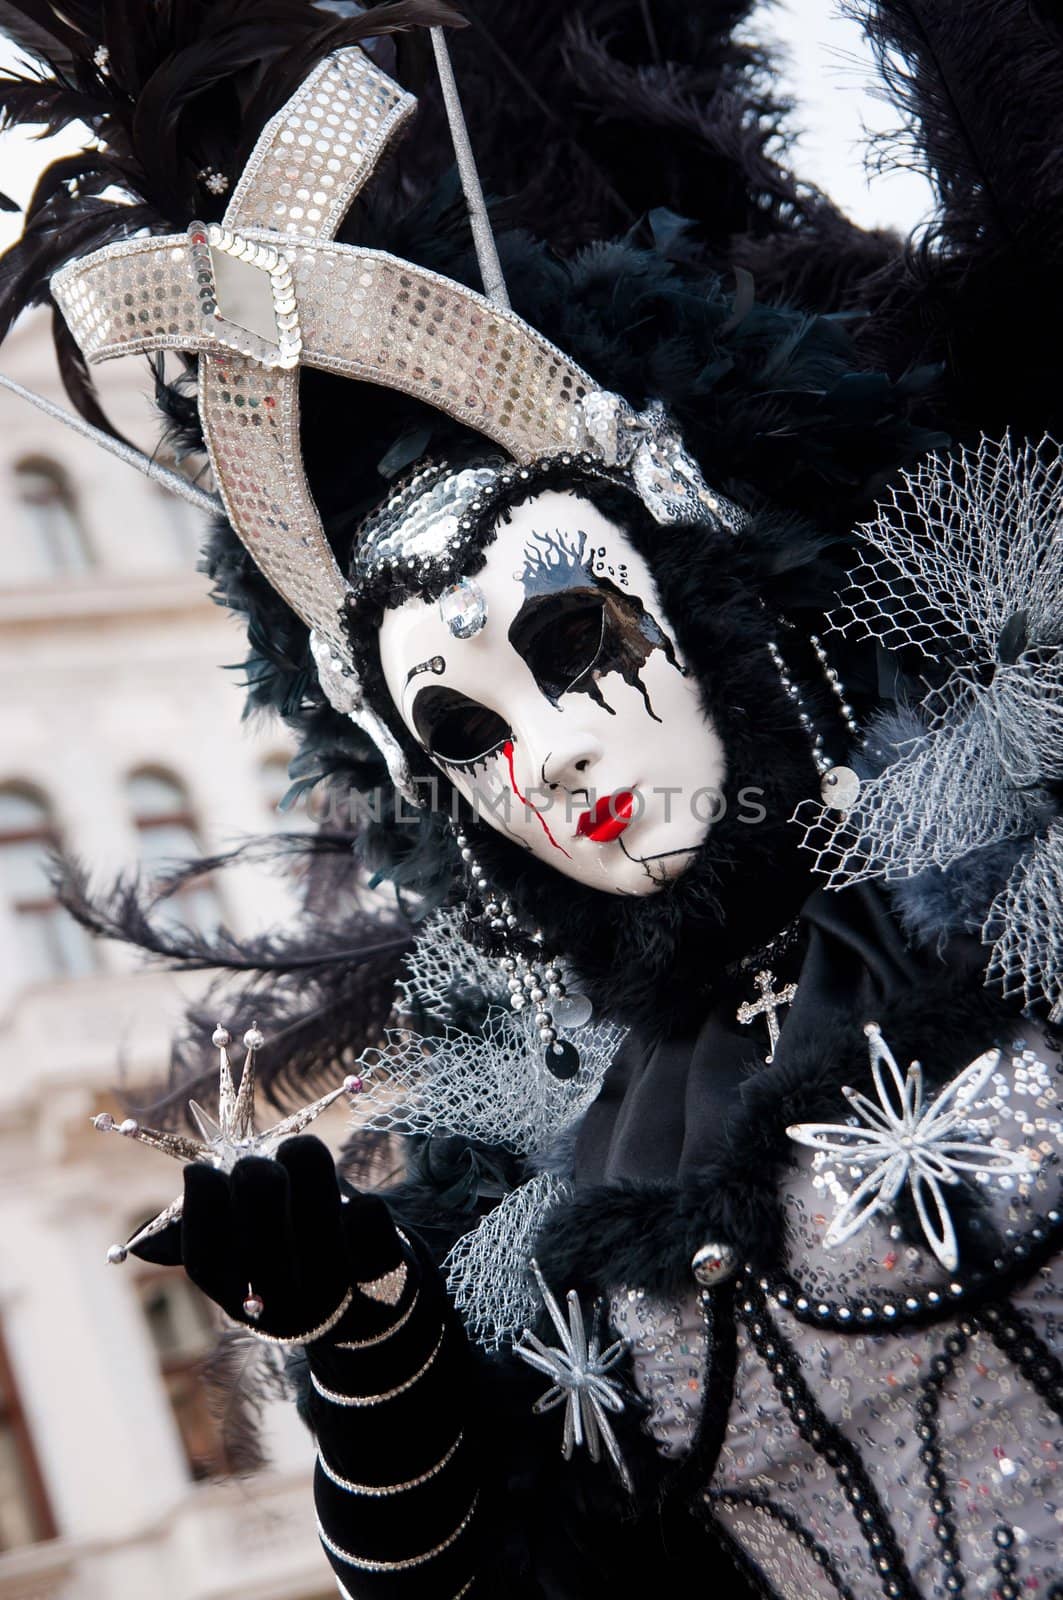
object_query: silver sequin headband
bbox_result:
[51,44,741,799]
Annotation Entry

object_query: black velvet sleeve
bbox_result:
[304,1227,481,1599]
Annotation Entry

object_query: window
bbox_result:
[127,769,222,931]
[0,1324,55,1550]
[135,1273,232,1482]
[0,785,94,983]
[14,456,92,577]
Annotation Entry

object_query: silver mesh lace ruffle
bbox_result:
[797,433,1063,1020]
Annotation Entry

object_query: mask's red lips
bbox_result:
[576,790,636,844]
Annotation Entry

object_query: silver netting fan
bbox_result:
[984,820,1063,1020]
[350,913,623,1346]
[393,907,507,1020]
[796,433,1063,1020]
[358,912,625,1153]
[443,1172,572,1350]
[829,432,1063,660]
[357,1008,624,1153]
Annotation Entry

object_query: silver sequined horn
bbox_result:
[51,45,736,796]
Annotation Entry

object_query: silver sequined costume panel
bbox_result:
[704,1027,1063,1597]
[608,1288,710,1459]
[711,1285,1062,1596]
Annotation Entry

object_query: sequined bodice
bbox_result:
[608,1287,710,1458]
[604,1029,1063,1599]
[708,1269,1061,1599]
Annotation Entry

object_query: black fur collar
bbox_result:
[535,937,1014,1300]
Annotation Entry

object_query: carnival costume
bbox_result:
[1,3,1062,1596]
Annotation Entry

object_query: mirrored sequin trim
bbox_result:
[53,233,596,457]
[358,466,501,570]
[224,49,414,241]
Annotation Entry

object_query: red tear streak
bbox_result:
[503,740,571,858]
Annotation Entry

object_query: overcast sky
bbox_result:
[0,1,935,253]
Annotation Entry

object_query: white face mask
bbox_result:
[378,489,727,895]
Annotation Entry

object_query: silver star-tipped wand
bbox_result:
[93,1023,364,1263]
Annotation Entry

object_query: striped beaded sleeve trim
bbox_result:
[334,1288,420,1350]
[318,1433,464,1496]
[310,1326,444,1406]
[318,1492,478,1571]
[244,1287,354,1347]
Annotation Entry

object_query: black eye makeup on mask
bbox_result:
[510,528,682,719]
[407,523,684,767]
[411,685,509,768]
[515,591,606,701]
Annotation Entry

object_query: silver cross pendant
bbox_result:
[737,969,798,1064]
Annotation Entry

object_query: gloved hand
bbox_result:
[131,1135,481,1597]
[133,1134,411,1346]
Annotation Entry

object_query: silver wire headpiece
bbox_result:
[46,39,740,798]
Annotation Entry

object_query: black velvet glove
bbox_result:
[132,1136,481,1598]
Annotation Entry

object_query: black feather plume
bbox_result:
[200,1329,292,1476]
[51,848,416,1118]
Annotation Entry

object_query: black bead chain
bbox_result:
[991,1525,1025,1600]
[751,1199,1062,1335]
[736,1278,920,1600]
[974,1300,1063,1419]
[708,1489,858,1600]
[914,1326,971,1596]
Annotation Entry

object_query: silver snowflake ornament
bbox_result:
[515,1260,633,1492]
[93,1023,363,1262]
[787,1022,1036,1271]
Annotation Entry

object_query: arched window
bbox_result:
[14,456,92,577]
[134,1270,233,1482]
[127,769,222,932]
[0,785,94,983]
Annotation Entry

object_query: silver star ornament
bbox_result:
[515,1260,632,1492]
[94,1023,364,1263]
[787,1022,1036,1271]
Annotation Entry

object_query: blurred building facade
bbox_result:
[0,309,335,1600]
